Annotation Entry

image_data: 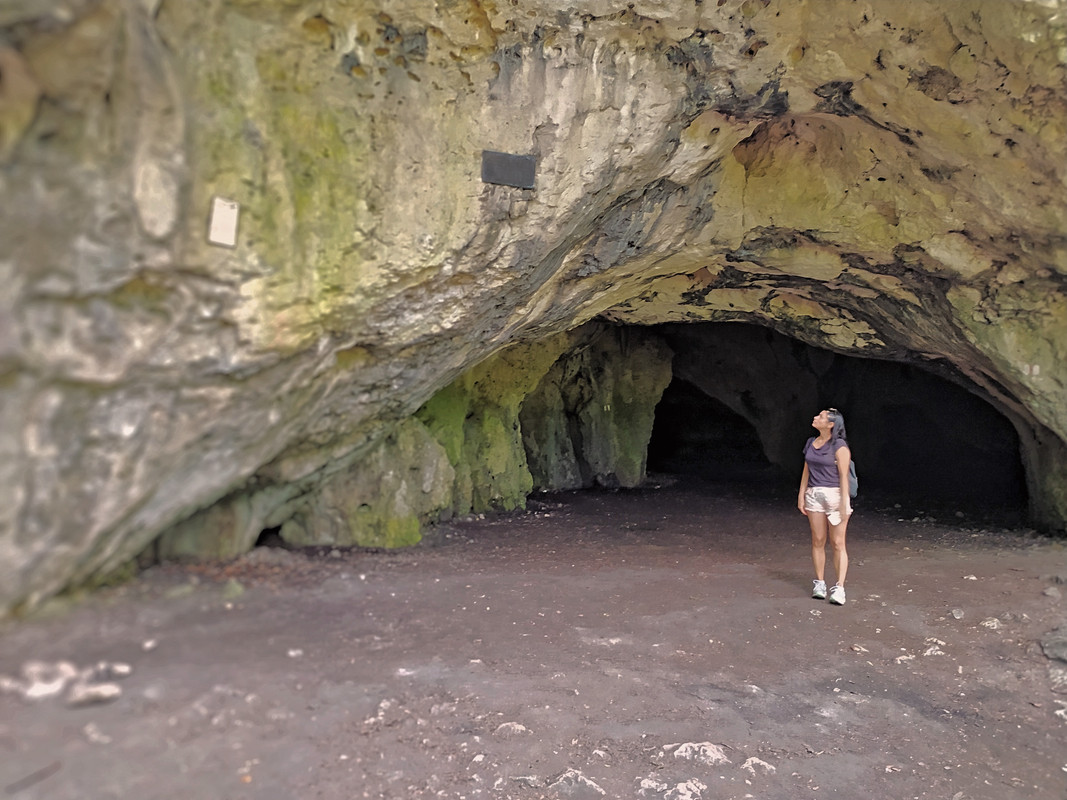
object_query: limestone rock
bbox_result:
[522,324,673,490]
[279,417,454,549]
[0,45,40,163]
[1042,627,1067,665]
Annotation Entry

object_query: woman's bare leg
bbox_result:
[808,513,828,582]
[828,519,849,586]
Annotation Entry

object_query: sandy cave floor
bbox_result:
[1,478,1066,800]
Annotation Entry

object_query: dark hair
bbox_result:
[827,407,848,443]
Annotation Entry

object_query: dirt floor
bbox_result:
[1,478,1065,800]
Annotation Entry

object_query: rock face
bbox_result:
[1,0,1066,615]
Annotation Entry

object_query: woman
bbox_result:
[797,408,853,605]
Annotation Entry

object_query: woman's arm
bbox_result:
[798,463,810,515]
[835,445,853,517]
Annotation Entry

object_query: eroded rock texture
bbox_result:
[1,0,1065,615]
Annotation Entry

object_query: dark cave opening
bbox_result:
[645,323,1028,524]
[255,526,285,548]
[647,379,777,482]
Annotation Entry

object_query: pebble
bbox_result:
[545,768,605,797]
[494,721,529,737]
[661,742,732,766]
[89,661,132,681]
[742,756,776,775]
[21,661,78,700]
[83,723,113,744]
[67,682,122,707]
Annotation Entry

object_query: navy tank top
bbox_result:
[804,436,846,488]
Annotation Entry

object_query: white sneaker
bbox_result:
[812,579,827,600]
[828,585,846,605]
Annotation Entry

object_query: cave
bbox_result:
[6,4,1067,796]
[644,323,1028,523]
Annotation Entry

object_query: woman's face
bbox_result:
[812,410,832,430]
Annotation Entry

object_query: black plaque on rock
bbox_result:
[481,150,536,189]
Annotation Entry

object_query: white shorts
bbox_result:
[805,486,851,527]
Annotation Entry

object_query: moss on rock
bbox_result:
[156,493,265,562]
[417,332,573,514]
[521,324,673,490]
[279,418,454,549]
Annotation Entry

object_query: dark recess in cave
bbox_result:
[648,379,777,482]
[645,324,1027,524]
[255,526,286,548]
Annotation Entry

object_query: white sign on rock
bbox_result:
[208,196,240,247]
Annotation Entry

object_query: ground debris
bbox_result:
[660,741,732,766]
[546,767,605,797]
[0,659,131,707]
[493,721,529,737]
[1040,627,1067,663]
[924,637,947,656]
[742,755,776,774]
[67,682,122,707]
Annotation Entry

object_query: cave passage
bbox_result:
[647,379,776,482]
[644,324,1028,523]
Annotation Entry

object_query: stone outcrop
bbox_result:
[520,325,673,491]
[1,0,1066,615]
[155,321,670,557]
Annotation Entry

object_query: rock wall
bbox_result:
[156,322,669,556]
[521,325,673,491]
[2,0,1066,615]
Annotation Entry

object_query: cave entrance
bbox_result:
[644,323,1028,523]
[647,378,776,483]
